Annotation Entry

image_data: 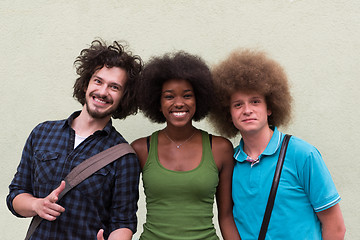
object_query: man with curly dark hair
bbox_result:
[7,40,142,240]
[131,51,241,240]
[210,49,345,240]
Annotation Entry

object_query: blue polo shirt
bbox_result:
[232,127,341,240]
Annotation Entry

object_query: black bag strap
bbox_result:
[24,143,135,240]
[258,134,291,240]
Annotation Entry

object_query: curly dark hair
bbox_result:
[137,51,213,123]
[209,49,292,138]
[73,39,143,119]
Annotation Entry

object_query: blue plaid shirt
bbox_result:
[7,111,140,239]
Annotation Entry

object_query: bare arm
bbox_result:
[131,137,149,169]
[316,204,346,240]
[213,136,241,240]
[12,181,65,221]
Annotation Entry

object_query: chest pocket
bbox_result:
[76,164,112,199]
[33,151,60,184]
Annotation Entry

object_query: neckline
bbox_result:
[154,130,205,173]
[234,127,283,163]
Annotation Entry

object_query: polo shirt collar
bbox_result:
[234,127,283,163]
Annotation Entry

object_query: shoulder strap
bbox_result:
[24,143,135,240]
[258,134,291,240]
[146,136,150,153]
[209,134,213,148]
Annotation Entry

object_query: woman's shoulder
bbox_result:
[211,134,233,149]
[204,132,233,158]
[131,131,159,149]
[131,134,154,169]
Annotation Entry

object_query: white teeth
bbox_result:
[94,98,106,104]
[173,112,186,117]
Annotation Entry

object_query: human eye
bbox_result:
[184,93,193,99]
[163,94,174,100]
[252,99,261,105]
[233,102,242,108]
[110,85,120,91]
[93,78,102,85]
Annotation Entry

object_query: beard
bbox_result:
[85,93,117,119]
[85,104,115,119]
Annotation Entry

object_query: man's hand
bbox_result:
[13,180,66,219]
[32,181,66,221]
[97,228,133,240]
[97,229,105,240]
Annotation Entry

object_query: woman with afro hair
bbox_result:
[131,51,241,240]
[209,49,345,240]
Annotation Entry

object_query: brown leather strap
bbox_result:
[24,143,135,240]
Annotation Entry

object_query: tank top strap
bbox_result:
[146,131,160,166]
[200,130,218,172]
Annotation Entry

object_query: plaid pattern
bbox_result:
[7,111,140,239]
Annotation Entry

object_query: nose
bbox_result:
[243,103,252,115]
[174,97,184,108]
[98,85,109,97]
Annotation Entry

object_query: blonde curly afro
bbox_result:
[209,49,292,138]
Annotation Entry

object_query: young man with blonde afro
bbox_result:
[210,49,345,240]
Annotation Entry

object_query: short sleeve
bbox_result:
[299,146,341,212]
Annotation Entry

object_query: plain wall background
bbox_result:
[1,0,359,239]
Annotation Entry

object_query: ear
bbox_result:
[267,109,272,116]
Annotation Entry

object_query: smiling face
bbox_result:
[84,66,127,119]
[160,79,196,128]
[230,90,271,136]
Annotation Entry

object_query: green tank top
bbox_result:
[140,130,220,240]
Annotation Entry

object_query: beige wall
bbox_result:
[1,0,359,239]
